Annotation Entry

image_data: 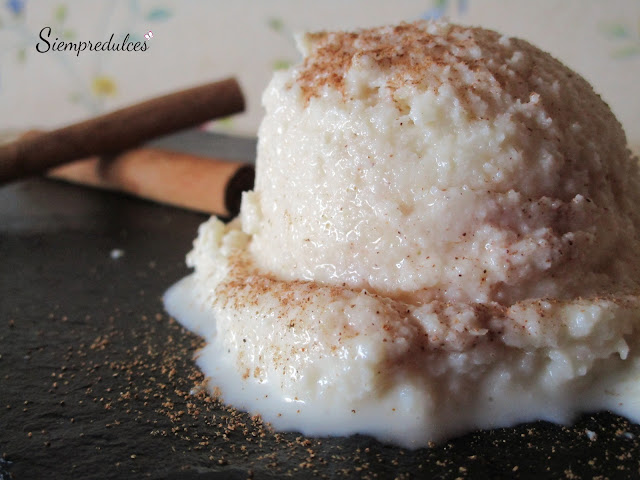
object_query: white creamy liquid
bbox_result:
[165,274,640,448]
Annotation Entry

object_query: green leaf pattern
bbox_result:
[267,17,284,33]
[266,17,295,71]
[272,59,292,71]
[54,5,68,24]
[146,7,172,22]
[601,19,640,59]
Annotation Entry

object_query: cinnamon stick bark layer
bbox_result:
[0,77,245,184]
[48,149,254,218]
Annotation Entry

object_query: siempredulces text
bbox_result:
[36,27,148,56]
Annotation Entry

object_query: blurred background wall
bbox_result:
[1,0,639,152]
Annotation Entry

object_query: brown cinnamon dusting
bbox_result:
[294,19,582,116]
[210,247,640,361]
[296,21,501,103]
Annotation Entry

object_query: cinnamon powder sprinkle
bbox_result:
[296,21,503,103]
[294,20,578,115]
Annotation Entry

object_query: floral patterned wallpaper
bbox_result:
[0,0,639,151]
[1,1,171,116]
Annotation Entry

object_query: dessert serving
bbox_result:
[165,20,640,447]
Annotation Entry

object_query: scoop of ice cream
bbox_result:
[166,21,640,447]
[242,21,640,306]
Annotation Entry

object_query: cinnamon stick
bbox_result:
[0,77,245,184]
[48,149,254,217]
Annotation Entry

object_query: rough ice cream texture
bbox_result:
[165,21,640,447]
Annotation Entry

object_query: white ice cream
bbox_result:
[165,21,640,448]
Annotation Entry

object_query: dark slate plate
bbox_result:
[1,132,640,480]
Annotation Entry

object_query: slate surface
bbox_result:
[1,132,640,479]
